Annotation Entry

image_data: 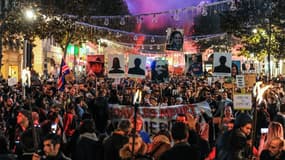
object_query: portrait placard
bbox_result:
[128,54,146,78]
[108,54,125,78]
[165,28,184,52]
[213,53,232,77]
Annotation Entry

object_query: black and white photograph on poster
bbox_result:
[151,60,169,82]
[128,54,146,78]
[242,61,256,73]
[185,54,203,76]
[165,28,184,51]
[108,54,125,78]
[213,53,232,77]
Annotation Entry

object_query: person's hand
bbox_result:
[32,153,41,160]
[185,113,197,130]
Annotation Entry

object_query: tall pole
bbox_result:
[267,18,272,80]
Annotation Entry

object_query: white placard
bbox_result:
[233,94,252,110]
[236,75,245,88]
[8,77,17,86]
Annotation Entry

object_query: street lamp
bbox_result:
[24,8,36,20]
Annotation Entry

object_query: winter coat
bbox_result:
[119,141,148,160]
[74,132,103,160]
[159,142,200,160]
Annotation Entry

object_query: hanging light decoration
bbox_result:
[151,36,155,43]
[116,32,121,38]
[136,16,143,24]
[120,16,126,25]
[133,35,138,41]
[104,17,109,26]
[141,45,144,50]
[152,14,158,23]
[173,10,180,21]
[149,45,153,50]
[157,45,161,50]
[201,4,208,16]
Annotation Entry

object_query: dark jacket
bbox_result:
[159,142,200,160]
[103,132,129,160]
[260,150,285,160]
[46,152,71,160]
[74,132,103,160]
[228,129,252,160]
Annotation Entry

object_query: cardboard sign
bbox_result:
[245,74,256,88]
[233,94,252,110]
[8,77,17,86]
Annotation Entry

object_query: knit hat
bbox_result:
[234,113,252,129]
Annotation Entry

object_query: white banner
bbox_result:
[233,94,252,110]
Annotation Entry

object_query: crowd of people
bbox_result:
[1,72,285,160]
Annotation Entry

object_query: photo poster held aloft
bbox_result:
[151,59,169,83]
[213,53,232,77]
[242,61,256,73]
[232,60,241,78]
[86,55,104,77]
[127,54,146,78]
[165,28,184,52]
[107,54,125,78]
[185,54,203,76]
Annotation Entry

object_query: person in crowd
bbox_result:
[166,30,184,51]
[147,130,171,160]
[15,109,42,160]
[159,122,200,160]
[92,89,109,134]
[130,114,151,144]
[41,111,63,138]
[32,134,71,160]
[119,134,148,160]
[73,119,102,160]
[128,58,145,75]
[260,137,285,160]
[214,56,231,73]
[258,121,284,156]
[0,135,17,160]
[227,113,254,160]
[104,119,132,160]
[109,57,125,74]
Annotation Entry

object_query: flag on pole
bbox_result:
[57,58,70,91]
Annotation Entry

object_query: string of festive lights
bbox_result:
[99,32,226,52]
[67,0,235,26]
[75,21,226,42]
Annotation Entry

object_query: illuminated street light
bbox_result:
[25,8,36,20]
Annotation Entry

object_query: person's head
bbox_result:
[170,31,183,49]
[235,113,252,136]
[112,57,121,69]
[267,122,284,142]
[118,119,132,135]
[79,119,95,134]
[268,137,284,156]
[43,134,62,157]
[134,58,142,67]
[127,134,144,154]
[17,110,31,127]
[219,56,227,65]
[224,106,233,118]
[130,115,143,132]
[171,122,189,143]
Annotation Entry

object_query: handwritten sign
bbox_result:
[8,77,17,86]
[236,75,245,88]
[233,94,252,110]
